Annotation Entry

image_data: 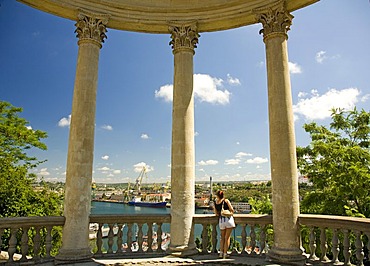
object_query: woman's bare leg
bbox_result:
[223,228,233,254]
[220,229,226,255]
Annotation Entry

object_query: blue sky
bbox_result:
[1,0,369,184]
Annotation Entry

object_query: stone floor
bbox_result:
[92,254,282,266]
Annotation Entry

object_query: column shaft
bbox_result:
[56,13,107,264]
[168,22,199,256]
[256,3,304,265]
[266,34,301,253]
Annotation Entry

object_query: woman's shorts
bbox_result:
[219,216,236,230]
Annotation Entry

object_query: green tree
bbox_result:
[297,108,370,217]
[0,101,62,217]
[248,195,272,215]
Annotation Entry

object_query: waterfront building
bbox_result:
[233,202,252,214]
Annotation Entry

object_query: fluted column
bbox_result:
[255,2,304,265]
[168,22,199,256]
[56,12,108,264]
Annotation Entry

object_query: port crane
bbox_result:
[134,166,148,194]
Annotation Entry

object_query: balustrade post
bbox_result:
[127,223,133,253]
[212,223,218,253]
[117,223,123,254]
[260,225,267,255]
[20,226,29,262]
[366,231,370,265]
[8,228,17,262]
[137,223,143,252]
[107,224,114,254]
[0,228,3,253]
[250,225,256,255]
[96,223,103,255]
[201,223,208,254]
[320,227,329,261]
[45,225,53,259]
[308,226,318,261]
[157,222,163,253]
[241,224,247,254]
[147,222,153,252]
[343,229,352,266]
[332,228,340,264]
[355,230,364,266]
[33,226,41,261]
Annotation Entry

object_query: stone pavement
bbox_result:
[93,254,283,266]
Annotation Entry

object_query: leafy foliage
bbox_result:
[0,101,63,217]
[297,108,370,217]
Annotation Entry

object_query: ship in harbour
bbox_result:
[127,167,169,208]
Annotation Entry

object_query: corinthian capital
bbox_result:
[75,12,109,47]
[254,1,293,41]
[169,22,200,54]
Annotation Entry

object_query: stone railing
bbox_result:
[89,214,171,256]
[0,214,369,265]
[0,216,65,264]
[193,214,273,256]
[89,214,273,258]
[299,214,370,265]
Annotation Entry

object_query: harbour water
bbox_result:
[91,200,171,215]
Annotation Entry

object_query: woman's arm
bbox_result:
[212,201,218,215]
[225,199,234,213]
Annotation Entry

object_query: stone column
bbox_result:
[168,22,199,257]
[255,2,305,265]
[55,12,108,264]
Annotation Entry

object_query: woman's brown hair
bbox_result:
[216,190,224,199]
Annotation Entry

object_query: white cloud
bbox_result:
[198,160,219,166]
[194,74,230,104]
[133,162,153,173]
[194,132,199,137]
[227,74,241,85]
[101,125,113,131]
[315,50,341,64]
[361,94,370,102]
[26,126,32,130]
[225,159,240,165]
[39,168,50,176]
[98,166,111,171]
[155,73,232,105]
[246,157,268,164]
[101,155,109,160]
[58,115,71,127]
[155,84,173,102]
[141,133,150,139]
[315,51,327,64]
[293,88,360,120]
[113,170,121,174]
[235,152,252,158]
[288,62,302,74]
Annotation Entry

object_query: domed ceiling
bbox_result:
[19,0,318,33]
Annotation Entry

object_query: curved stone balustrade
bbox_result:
[1,214,369,265]
[299,214,370,265]
[0,216,65,264]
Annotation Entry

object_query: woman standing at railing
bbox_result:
[213,190,235,259]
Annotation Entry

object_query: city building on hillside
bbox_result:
[144,193,171,202]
